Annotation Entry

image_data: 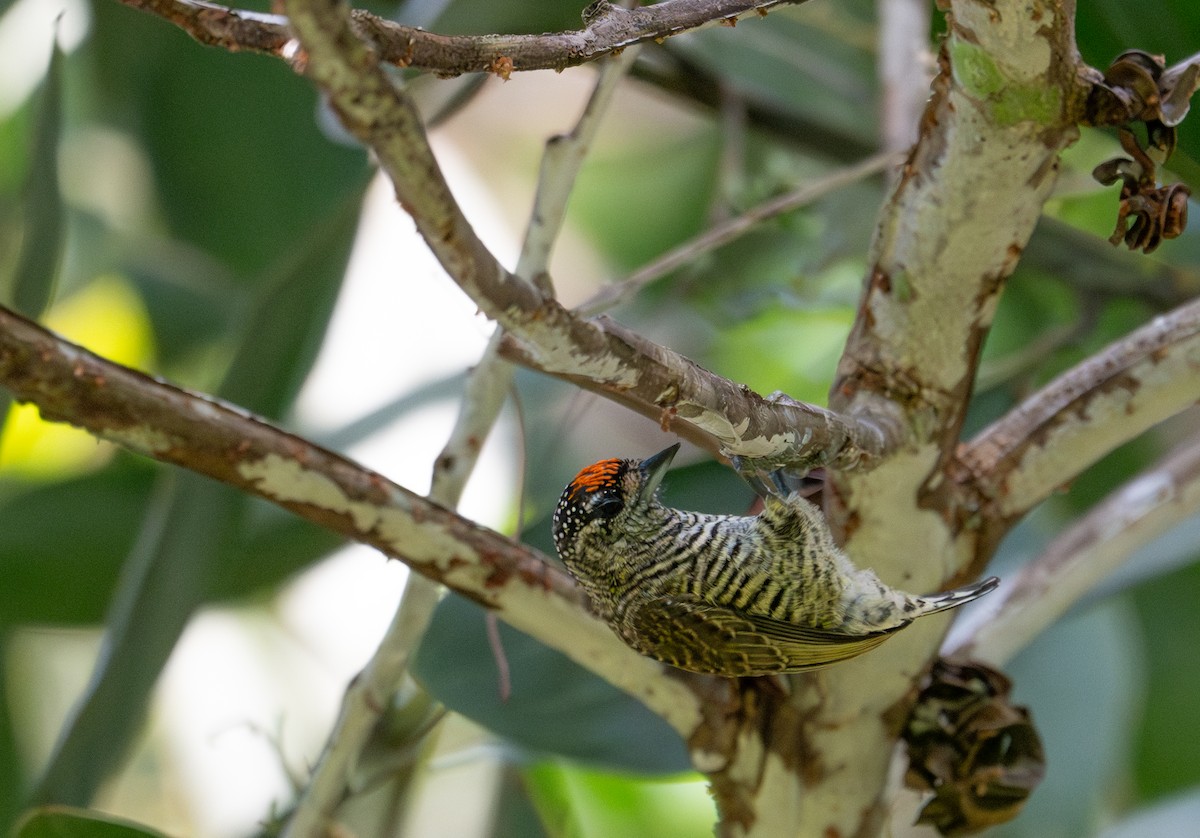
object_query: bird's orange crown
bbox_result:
[567,458,625,499]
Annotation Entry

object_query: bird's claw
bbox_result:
[731,455,790,499]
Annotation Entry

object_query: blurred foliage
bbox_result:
[0,0,1197,836]
[524,760,715,838]
[14,806,167,838]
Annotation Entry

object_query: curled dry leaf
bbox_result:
[1088,51,1196,253]
[1158,53,1200,127]
[1092,127,1191,254]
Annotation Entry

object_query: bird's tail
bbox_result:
[914,576,999,616]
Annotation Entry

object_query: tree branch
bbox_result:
[284,47,663,836]
[280,0,899,473]
[0,304,703,738]
[959,295,1200,533]
[950,430,1200,667]
[777,2,1087,835]
[281,574,440,838]
[118,0,810,76]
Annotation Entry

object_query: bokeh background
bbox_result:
[1,1,1199,835]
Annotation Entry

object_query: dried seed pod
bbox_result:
[1091,156,1139,188]
[903,660,1046,837]
[1162,183,1191,239]
[1088,52,1193,252]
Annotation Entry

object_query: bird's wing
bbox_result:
[622,594,902,676]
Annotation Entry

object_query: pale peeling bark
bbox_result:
[281,0,900,474]
[953,430,1200,667]
[748,2,1089,836]
[0,306,705,740]
[961,297,1200,523]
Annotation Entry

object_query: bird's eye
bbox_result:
[588,493,623,521]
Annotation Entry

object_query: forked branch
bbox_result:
[283,47,644,837]
[280,0,900,472]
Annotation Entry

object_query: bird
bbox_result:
[551,443,998,676]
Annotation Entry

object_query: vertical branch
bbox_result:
[517,47,640,285]
[281,576,441,838]
[777,2,1088,836]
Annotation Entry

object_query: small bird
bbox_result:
[552,443,998,676]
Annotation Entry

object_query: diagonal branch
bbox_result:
[283,48,645,837]
[958,295,1200,538]
[0,304,704,738]
[950,430,1200,667]
[281,0,899,472]
[119,0,810,77]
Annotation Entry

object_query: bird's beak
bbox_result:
[638,443,680,501]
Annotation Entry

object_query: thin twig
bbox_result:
[279,40,646,836]
[484,612,512,702]
[470,46,642,701]
[577,151,899,315]
[521,46,640,286]
[118,0,809,76]
[281,577,441,838]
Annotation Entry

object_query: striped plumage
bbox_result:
[552,444,998,676]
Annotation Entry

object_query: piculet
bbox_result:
[552,443,998,676]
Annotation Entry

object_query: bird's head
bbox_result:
[551,443,679,564]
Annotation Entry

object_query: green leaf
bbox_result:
[216,192,366,420]
[14,805,167,838]
[31,471,241,806]
[0,32,65,430]
[0,643,22,831]
[571,131,720,272]
[524,760,714,838]
[87,2,369,278]
[414,592,690,773]
[31,197,364,805]
[492,763,552,838]
[213,499,344,601]
[0,461,154,626]
[989,598,1143,838]
[432,0,582,37]
[712,305,855,406]
[1131,561,1200,799]
[7,36,63,318]
[665,0,880,157]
